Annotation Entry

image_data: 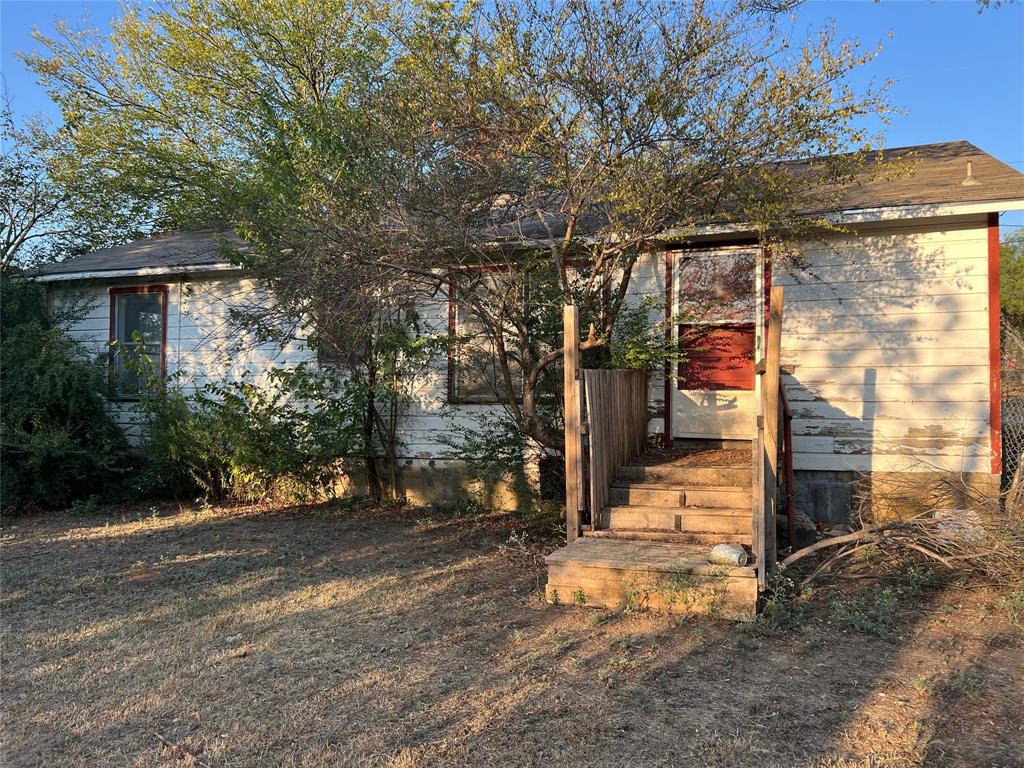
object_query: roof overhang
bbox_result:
[661,197,1024,240]
[34,261,238,283]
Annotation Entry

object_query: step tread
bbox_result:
[584,529,756,548]
[622,463,749,471]
[546,537,755,578]
[610,482,750,492]
[604,504,752,516]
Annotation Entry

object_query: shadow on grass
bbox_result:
[3,503,1021,767]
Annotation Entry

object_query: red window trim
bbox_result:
[988,212,1002,475]
[109,285,169,399]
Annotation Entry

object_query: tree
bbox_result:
[1002,231,1024,332]
[0,98,70,270]
[25,0,893,457]
[0,94,155,271]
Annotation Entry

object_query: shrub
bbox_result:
[608,299,678,372]
[0,275,128,511]
[131,362,365,503]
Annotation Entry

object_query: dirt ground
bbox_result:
[2,501,1022,768]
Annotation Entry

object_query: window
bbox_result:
[110,286,167,397]
[315,317,345,365]
[448,274,523,404]
[677,250,757,324]
[676,249,757,391]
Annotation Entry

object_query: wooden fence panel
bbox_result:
[584,369,649,526]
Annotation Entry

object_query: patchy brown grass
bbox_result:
[2,501,1022,768]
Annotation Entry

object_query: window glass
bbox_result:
[452,277,523,403]
[677,250,756,324]
[112,291,164,395]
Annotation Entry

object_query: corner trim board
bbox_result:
[988,212,1002,476]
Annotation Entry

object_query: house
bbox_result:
[36,141,1024,618]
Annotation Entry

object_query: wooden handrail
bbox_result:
[780,386,797,551]
[563,304,648,543]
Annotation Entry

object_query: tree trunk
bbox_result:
[363,380,382,503]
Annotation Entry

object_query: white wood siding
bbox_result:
[50,213,995,474]
[774,217,994,474]
[51,275,503,457]
[619,249,670,438]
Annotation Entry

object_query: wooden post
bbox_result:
[762,285,784,570]
[563,305,582,543]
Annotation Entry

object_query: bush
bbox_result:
[132,363,365,503]
[0,275,128,512]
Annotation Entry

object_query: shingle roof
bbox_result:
[34,229,240,277]
[34,141,1024,279]
[793,140,1024,212]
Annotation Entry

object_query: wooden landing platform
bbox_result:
[545,538,758,621]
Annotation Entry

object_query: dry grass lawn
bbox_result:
[2,501,1023,767]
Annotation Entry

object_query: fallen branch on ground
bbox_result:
[779,504,1021,587]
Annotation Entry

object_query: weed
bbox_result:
[620,579,651,614]
[703,586,728,620]
[750,565,805,636]
[549,589,560,606]
[498,530,531,558]
[571,587,587,606]
[658,573,696,610]
[612,634,650,652]
[926,668,985,702]
[586,611,608,627]
[902,563,939,595]
[328,494,370,513]
[998,586,1024,633]
[69,496,102,516]
[552,635,581,657]
[733,634,761,652]
[804,635,825,650]
[829,586,901,641]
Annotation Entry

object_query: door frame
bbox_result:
[665,243,768,443]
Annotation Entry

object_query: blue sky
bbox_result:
[2,0,1023,231]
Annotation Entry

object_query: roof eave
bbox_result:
[659,197,1024,241]
[33,261,238,283]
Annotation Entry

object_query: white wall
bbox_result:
[774,216,994,474]
[52,276,312,443]
[50,274,505,457]
[50,212,996,474]
[614,216,995,475]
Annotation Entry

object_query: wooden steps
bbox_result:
[546,440,758,620]
[609,483,749,508]
[616,464,752,487]
[584,529,737,545]
[546,538,757,621]
[600,505,752,539]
